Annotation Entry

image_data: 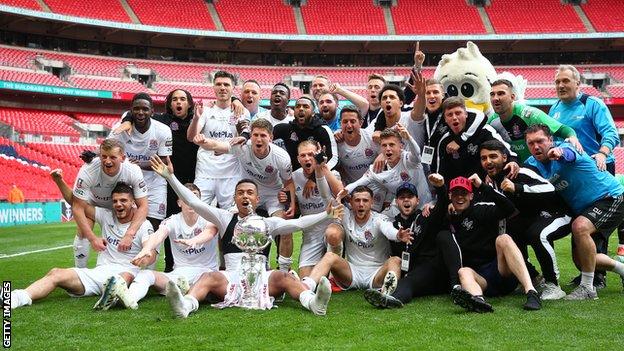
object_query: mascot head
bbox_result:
[434,41,496,114]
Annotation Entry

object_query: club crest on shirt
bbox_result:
[265,165,274,173]
[400,171,410,182]
[194,227,202,236]
[512,123,523,138]
[149,139,159,150]
[170,122,179,131]
[365,148,374,157]
[467,143,478,155]
[364,230,373,242]
[461,218,474,231]
[76,178,84,188]
[290,132,298,142]
[158,203,166,215]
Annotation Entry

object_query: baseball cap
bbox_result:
[449,177,473,193]
[396,182,418,197]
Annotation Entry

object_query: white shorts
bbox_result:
[299,227,327,268]
[338,263,381,290]
[257,187,284,215]
[70,264,139,297]
[164,266,213,286]
[147,186,167,220]
[195,177,239,209]
[212,268,274,310]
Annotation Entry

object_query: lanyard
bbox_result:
[424,113,442,144]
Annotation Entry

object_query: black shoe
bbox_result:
[364,289,404,309]
[451,286,493,313]
[569,273,606,290]
[523,289,542,311]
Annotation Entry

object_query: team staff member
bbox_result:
[365,175,462,309]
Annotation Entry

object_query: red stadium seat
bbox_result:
[0,0,40,10]
[301,0,387,35]
[126,0,216,30]
[391,0,486,35]
[43,0,131,22]
[486,0,586,34]
[581,0,624,32]
[215,0,298,34]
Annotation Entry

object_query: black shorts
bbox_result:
[579,194,624,238]
[476,259,518,297]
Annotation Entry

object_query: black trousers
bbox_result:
[391,230,462,304]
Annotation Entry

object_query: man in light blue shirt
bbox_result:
[549,64,624,273]
[525,124,624,300]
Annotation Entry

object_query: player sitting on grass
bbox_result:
[149,156,344,317]
[111,183,220,308]
[10,183,154,310]
[447,175,541,313]
[301,185,413,293]
[364,174,462,309]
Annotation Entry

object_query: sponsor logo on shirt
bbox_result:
[165,140,173,147]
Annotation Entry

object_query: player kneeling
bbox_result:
[10,183,155,310]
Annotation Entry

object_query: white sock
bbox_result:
[278,255,293,272]
[11,289,32,309]
[612,261,624,277]
[580,271,594,288]
[301,277,317,292]
[73,235,89,268]
[128,271,155,302]
[298,289,314,310]
[185,295,199,313]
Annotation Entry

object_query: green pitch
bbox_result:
[2,222,624,350]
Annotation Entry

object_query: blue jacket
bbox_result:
[549,93,619,164]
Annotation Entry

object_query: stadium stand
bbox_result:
[214,0,298,34]
[607,85,624,98]
[42,51,133,77]
[0,46,36,68]
[68,76,148,93]
[0,108,80,136]
[581,0,624,32]
[0,68,69,86]
[391,0,486,35]
[126,0,216,30]
[152,82,213,98]
[0,0,40,10]
[301,0,387,35]
[485,0,586,34]
[73,113,120,128]
[43,0,131,22]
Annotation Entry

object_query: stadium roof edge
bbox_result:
[2,5,624,42]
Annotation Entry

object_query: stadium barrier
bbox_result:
[0,201,62,227]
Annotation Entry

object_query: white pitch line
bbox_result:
[0,244,72,259]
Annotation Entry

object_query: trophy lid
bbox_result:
[232,204,271,253]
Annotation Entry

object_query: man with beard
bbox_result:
[191,118,297,271]
[241,80,267,118]
[479,140,572,299]
[301,186,413,293]
[187,70,250,208]
[364,175,463,309]
[10,182,155,310]
[72,139,148,267]
[110,93,172,234]
[149,157,343,318]
[524,124,624,300]
[488,79,581,162]
[317,90,342,132]
[273,96,338,171]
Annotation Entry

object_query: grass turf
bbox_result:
[2,222,624,350]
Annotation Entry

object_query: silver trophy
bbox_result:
[232,204,271,309]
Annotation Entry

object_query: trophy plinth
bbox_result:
[232,204,271,309]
